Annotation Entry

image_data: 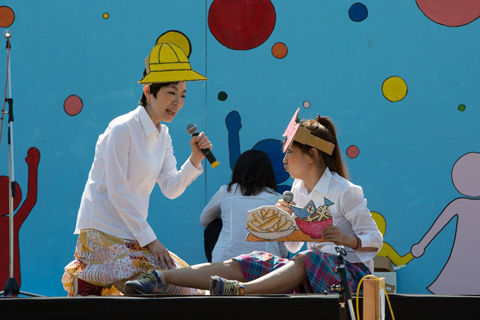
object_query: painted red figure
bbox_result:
[0,147,40,289]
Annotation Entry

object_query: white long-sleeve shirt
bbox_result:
[200,184,288,262]
[285,167,383,272]
[75,106,203,247]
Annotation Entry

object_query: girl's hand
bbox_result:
[146,239,175,269]
[190,132,212,168]
[321,226,345,245]
[276,199,296,215]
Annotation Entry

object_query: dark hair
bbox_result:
[293,115,349,180]
[227,150,277,196]
[139,69,178,107]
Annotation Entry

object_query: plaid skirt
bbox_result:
[232,249,370,294]
[62,229,204,296]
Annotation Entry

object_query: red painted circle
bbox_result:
[64,95,83,116]
[346,145,360,159]
[208,0,276,50]
[416,0,480,27]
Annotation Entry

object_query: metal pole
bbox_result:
[336,246,357,320]
[1,30,43,297]
[5,29,15,282]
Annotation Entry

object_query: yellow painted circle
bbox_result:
[382,76,407,102]
[103,12,109,19]
[156,31,191,58]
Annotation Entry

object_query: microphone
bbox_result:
[4,30,11,50]
[282,190,294,204]
[186,123,219,168]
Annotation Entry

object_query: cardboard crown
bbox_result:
[282,108,335,155]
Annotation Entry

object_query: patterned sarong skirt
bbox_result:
[62,229,204,296]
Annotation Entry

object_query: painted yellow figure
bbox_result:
[371,211,413,267]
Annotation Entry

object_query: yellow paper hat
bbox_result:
[138,42,207,84]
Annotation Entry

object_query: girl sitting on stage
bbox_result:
[125,110,383,295]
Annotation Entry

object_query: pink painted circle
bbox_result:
[416,0,480,27]
[64,95,83,116]
[346,145,360,159]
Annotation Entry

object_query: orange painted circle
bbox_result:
[272,42,288,59]
[0,6,15,28]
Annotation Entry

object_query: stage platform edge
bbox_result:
[1,293,480,319]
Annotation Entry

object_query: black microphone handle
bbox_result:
[204,150,218,165]
[191,132,219,168]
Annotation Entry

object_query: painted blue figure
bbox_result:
[225,111,290,193]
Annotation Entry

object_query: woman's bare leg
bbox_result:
[162,259,246,290]
[242,255,308,294]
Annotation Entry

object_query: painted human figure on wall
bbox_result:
[371,211,413,267]
[0,147,40,289]
[226,110,290,193]
[411,152,480,294]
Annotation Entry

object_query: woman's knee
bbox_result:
[221,259,246,281]
[291,254,307,271]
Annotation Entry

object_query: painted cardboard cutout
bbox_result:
[245,201,333,242]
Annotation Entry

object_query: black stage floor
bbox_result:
[1,293,479,319]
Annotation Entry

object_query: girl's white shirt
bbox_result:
[285,167,383,272]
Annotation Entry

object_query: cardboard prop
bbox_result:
[138,41,207,84]
[245,202,333,242]
[282,108,335,155]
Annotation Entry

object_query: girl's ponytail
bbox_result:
[297,115,349,180]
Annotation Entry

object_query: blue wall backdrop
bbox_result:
[0,0,479,296]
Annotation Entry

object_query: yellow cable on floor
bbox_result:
[355,274,396,320]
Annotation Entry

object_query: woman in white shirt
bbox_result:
[62,42,211,296]
[200,150,288,262]
[125,112,383,296]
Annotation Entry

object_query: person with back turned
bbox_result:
[200,150,288,262]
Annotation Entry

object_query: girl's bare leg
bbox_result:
[242,255,308,294]
[162,259,246,290]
